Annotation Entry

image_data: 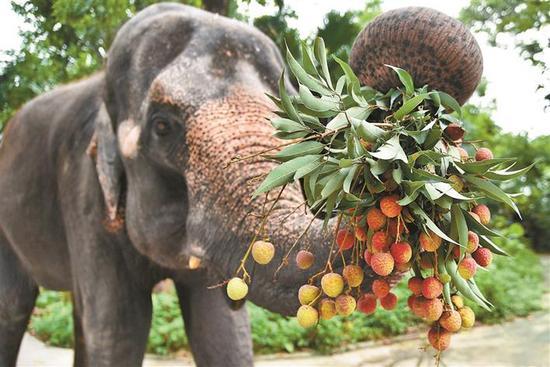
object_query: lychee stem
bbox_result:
[236,185,286,279]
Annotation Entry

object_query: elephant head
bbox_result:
[93,4,482,316]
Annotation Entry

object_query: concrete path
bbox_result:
[17,256,550,367]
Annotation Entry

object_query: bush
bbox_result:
[29,219,543,355]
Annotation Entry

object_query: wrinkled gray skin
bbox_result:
[0,4,378,367]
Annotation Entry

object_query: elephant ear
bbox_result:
[88,102,123,222]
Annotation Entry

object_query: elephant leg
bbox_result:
[70,242,152,367]
[175,281,253,367]
[0,234,38,367]
[72,295,87,367]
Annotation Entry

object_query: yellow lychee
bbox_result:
[318,298,337,320]
[342,265,364,287]
[335,294,356,316]
[296,305,318,328]
[298,285,320,305]
[252,240,275,265]
[321,273,344,298]
[226,277,248,301]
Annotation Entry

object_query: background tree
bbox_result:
[460,0,550,107]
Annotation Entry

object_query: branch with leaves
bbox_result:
[228,37,532,361]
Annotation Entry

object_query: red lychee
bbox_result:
[354,226,368,242]
[475,147,494,161]
[419,230,442,252]
[472,204,491,225]
[296,250,314,270]
[428,326,452,351]
[336,228,355,251]
[422,277,443,299]
[372,231,390,252]
[370,252,394,276]
[466,231,479,253]
[395,261,411,272]
[407,294,416,310]
[379,195,402,218]
[468,211,481,223]
[408,277,423,296]
[411,296,428,318]
[372,279,390,298]
[390,241,412,264]
[457,146,469,161]
[458,257,477,280]
[473,247,493,267]
[387,218,405,238]
[380,292,397,310]
[357,293,377,315]
[424,298,444,321]
[366,208,387,231]
[444,123,465,141]
[343,264,364,287]
[439,310,462,332]
[364,250,373,266]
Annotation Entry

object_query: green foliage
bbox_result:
[460,0,550,107]
[462,104,550,251]
[30,291,73,348]
[31,226,543,354]
[466,218,544,323]
[147,292,187,355]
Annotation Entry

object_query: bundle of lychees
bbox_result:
[227,38,532,355]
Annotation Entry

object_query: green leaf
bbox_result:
[298,84,340,111]
[410,203,457,244]
[432,182,473,201]
[463,175,521,218]
[326,106,371,130]
[438,91,462,117]
[278,72,302,123]
[455,158,515,174]
[483,162,535,181]
[287,48,332,95]
[335,75,346,94]
[393,93,428,120]
[479,235,510,256]
[463,209,503,238]
[350,117,388,143]
[369,135,407,163]
[343,165,359,193]
[323,192,337,229]
[314,37,332,89]
[300,42,318,76]
[272,141,325,161]
[321,170,347,199]
[446,259,492,311]
[451,204,468,250]
[295,157,325,180]
[270,117,306,133]
[253,155,320,196]
[334,56,361,90]
[386,65,414,95]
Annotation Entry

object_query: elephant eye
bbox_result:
[153,119,172,137]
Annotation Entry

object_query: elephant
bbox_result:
[0,3,481,367]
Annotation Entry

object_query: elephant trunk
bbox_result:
[183,87,350,314]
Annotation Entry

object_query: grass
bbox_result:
[28,218,544,355]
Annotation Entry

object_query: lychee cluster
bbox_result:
[288,197,495,355]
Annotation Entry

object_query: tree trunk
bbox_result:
[203,0,230,16]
